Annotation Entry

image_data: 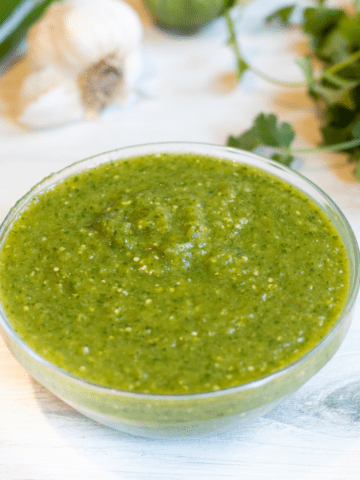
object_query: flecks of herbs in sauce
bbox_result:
[0,154,349,393]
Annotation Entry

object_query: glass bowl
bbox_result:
[0,142,359,438]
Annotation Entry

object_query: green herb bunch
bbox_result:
[225,0,360,179]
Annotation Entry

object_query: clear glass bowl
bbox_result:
[0,142,359,438]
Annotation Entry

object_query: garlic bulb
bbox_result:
[18,0,143,129]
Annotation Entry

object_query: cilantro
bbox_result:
[302,7,345,55]
[225,10,249,80]
[265,5,296,26]
[295,56,315,86]
[300,7,360,171]
[353,122,360,138]
[227,113,295,166]
[225,2,360,179]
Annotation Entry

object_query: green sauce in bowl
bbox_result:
[0,152,350,395]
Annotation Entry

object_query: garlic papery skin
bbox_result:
[27,0,143,75]
[18,0,143,129]
[19,65,85,129]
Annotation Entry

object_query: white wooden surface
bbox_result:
[1,1,360,478]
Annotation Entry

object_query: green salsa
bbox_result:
[0,153,349,394]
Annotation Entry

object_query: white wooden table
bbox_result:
[1,1,360,478]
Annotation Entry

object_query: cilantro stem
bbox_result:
[225,10,306,88]
[324,49,360,76]
[225,10,247,78]
[292,138,360,154]
[226,7,360,89]
[248,65,306,88]
[268,138,360,156]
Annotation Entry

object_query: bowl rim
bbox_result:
[0,141,359,401]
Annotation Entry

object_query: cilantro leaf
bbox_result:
[226,113,296,166]
[221,0,237,13]
[318,30,350,63]
[271,152,294,167]
[254,113,295,147]
[321,105,357,142]
[337,13,360,49]
[320,101,360,176]
[265,5,296,26]
[352,122,360,138]
[302,7,345,54]
[227,126,261,151]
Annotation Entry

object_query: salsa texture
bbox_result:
[0,153,349,394]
